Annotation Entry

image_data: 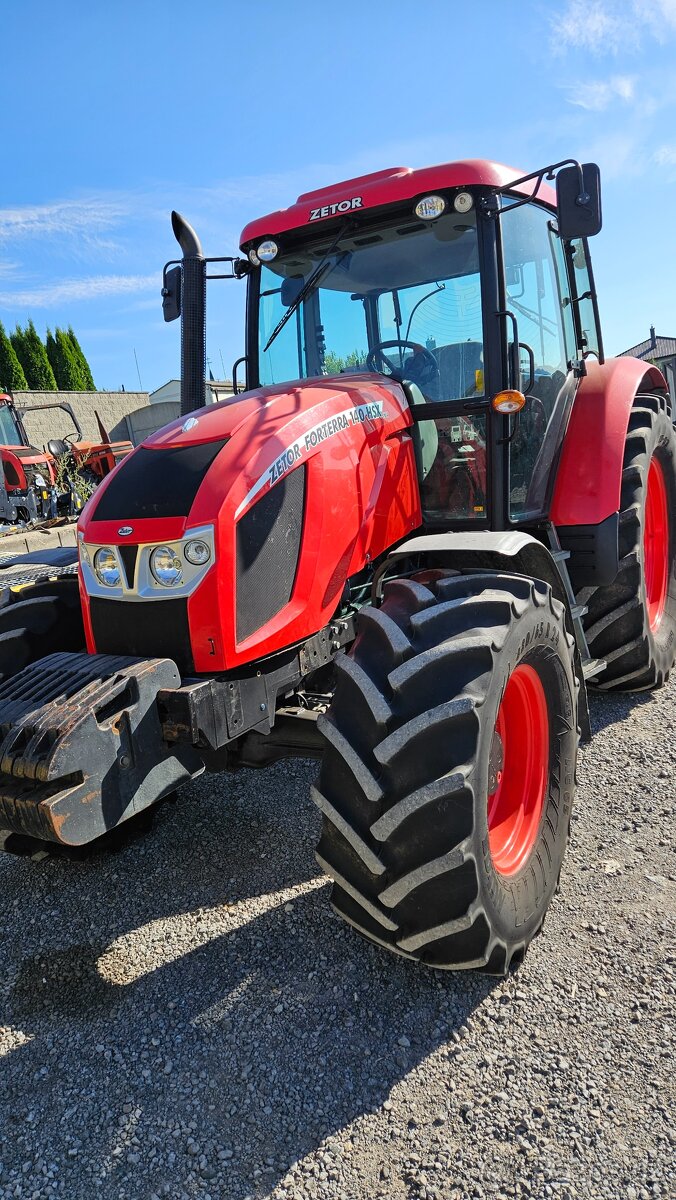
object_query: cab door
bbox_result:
[499,201,578,522]
[375,238,490,528]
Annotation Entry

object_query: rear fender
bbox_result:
[550,358,668,527]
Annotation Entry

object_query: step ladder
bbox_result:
[548,526,606,681]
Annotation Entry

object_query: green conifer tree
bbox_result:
[49,327,85,390]
[66,326,96,390]
[0,322,28,393]
[45,328,59,384]
[11,320,57,390]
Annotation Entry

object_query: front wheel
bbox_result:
[314,572,579,973]
[0,575,84,683]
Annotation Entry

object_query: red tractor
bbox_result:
[0,158,674,975]
[0,392,132,524]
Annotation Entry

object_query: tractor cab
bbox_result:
[238,159,603,533]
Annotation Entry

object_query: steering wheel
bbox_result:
[366,339,439,384]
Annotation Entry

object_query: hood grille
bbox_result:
[91,439,229,521]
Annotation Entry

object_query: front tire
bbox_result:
[314,572,579,973]
[0,576,84,683]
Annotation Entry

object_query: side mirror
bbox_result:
[280,275,304,307]
[556,163,602,239]
[162,264,182,323]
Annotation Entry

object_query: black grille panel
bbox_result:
[90,598,194,675]
[91,440,229,521]
[236,467,305,642]
[118,544,138,588]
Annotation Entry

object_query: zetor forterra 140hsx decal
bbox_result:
[1,158,674,976]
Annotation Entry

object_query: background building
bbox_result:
[619,326,676,397]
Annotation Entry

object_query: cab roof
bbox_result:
[239,159,556,246]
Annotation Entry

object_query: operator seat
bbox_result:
[436,341,484,399]
[403,382,438,481]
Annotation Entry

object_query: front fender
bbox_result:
[373,530,566,607]
[550,357,668,527]
[371,529,591,739]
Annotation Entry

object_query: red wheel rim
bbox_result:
[487,664,549,876]
[644,456,669,634]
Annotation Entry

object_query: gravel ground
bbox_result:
[0,680,674,1200]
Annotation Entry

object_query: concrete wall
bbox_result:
[14,383,235,450]
[149,381,235,408]
[120,401,180,444]
[14,391,150,448]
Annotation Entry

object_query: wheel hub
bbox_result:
[644,455,669,634]
[488,728,504,794]
[487,663,549,876]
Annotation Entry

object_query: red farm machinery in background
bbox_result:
[0,392,131,525]
[0,157,673,975]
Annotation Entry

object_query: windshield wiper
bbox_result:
[262,220,352,353]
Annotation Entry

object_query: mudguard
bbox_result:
[372,530,566,607]
[550,358,668,527]
[371,529,591,740]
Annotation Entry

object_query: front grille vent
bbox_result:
[235,467,305,642]
[90,597,193,675]
[91,439,229,521]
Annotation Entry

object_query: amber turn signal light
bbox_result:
[491,390,526,414]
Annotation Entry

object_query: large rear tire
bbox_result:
[314,573,579,973]
[581,393,676,691]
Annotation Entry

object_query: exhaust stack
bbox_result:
[171,211,207,416]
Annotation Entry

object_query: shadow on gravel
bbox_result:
[1,764,498,1199]
[586,685,655,734]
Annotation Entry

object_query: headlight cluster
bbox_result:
[90,537,212,589]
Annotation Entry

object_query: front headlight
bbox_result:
[184,538,211,566]
[150,546,183,587]
[94,547,121,587]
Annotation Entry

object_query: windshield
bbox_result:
[256,211,484,403]
[0,404,23,445]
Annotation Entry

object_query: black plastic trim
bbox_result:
[557,513,619,588]
[91,440,229,521]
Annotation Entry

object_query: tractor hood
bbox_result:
[78,375,421,673]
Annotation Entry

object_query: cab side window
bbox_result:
[501,201,575,519]
[568,239,602,360]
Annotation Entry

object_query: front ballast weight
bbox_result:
[0,653,202,848]
[0,616,354,852]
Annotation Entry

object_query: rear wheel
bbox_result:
[581,393,676,691]
[314,572,579,973]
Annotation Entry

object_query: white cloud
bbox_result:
[552,0,676,54]
[0,198,128,243]
[551,1,628,54]
[567,74,637,110]
[634,0,676,38]
[654,144,676,165]
[0,273,158,309]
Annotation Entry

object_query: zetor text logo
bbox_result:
[235,401,386,519]
[309,196,362,221]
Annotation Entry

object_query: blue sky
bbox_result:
[1,0,675,393]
